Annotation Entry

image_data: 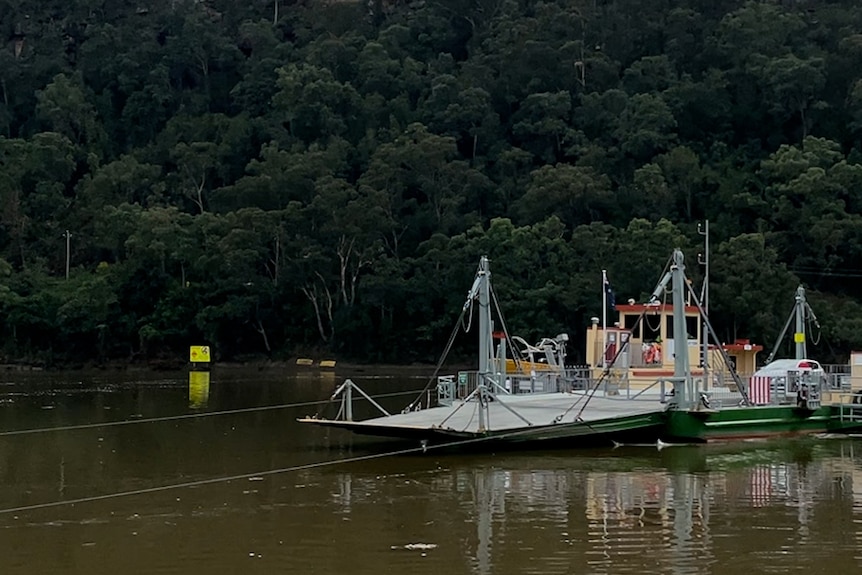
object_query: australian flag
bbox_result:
[604,274,616,309]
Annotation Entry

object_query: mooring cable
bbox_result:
[0,424,557,516]
[0,389,425,438]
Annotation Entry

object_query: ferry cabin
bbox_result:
[585,301,762,393]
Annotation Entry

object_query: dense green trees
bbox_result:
[1,0,862,366]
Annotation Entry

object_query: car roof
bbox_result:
[754,358,822,376]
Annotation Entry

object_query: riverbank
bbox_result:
[0,356,473,374]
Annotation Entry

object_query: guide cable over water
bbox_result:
[0,389,425,437]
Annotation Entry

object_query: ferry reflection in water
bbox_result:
[314,441,862,575]
[2,369,862,575]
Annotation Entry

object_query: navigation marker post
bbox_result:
[189,345,212,409]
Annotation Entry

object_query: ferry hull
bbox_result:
[300,410,665,449]
[662,405,862,443]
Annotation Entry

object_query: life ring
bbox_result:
[642,342,662,365]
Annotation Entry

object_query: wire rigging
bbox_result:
[557,254,676,423]
[0,389,425,438]
[807,308,822,346]
[401,304,470,413]
[490,285,526,369]
[401,259,495,413]
[0,421,592,516]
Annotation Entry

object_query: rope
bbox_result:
[0,390,425,438]
[807,308,822,346]
[0,422,581,516]
[643,310,662,333]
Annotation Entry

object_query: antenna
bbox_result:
[697,220,709,388]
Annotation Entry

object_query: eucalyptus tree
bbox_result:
[211,136,353,213]
[759,136,862,289]
[358,122,481,256]
[189,208,282,357]
[708,233,800,347]
[0,133,76,271]
[271,62,362,145]
[513,163,613,229]
[656,145,704,220]
[406,216,574,354]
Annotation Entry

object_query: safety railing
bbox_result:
[833,391,862,422]
[435,367,593,405]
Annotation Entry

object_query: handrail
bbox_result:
[629,378,662,399]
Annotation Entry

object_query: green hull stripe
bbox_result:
[704,416,831,427]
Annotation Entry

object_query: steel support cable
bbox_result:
[552,312,648,426]
[643,309,662,333]
[682,279,751,406]
[572,309,652,423]
[0,389,426,438]
[0,422,600,516]
[806,304,822,346]
[490,286,527,371]
[403,303,470,412]
[560,255,676,424]
[766,301,799,364]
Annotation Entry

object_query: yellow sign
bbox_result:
[190,345,211,363]
[189,371,210,409]
[794,332,805,344]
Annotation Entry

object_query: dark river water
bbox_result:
[1,366,861,574]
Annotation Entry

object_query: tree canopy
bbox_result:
[1,0,861,365]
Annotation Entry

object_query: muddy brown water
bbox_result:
[1,367,861,574]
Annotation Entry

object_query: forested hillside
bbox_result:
[2,0,862,365]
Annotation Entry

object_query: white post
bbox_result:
[698,220,709,390]
[601,269,607,367]
[64,230,71,280]
[345,380,353,421]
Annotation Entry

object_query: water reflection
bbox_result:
[320,442,862,575]
[1,369,862,575]
[188,371,210,409]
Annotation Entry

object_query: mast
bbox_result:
[698,220,709,390]
[601,269,608,367]
[460,256,532,432]
[650,249,750,407]
[765,284,819,364]
[671,250,691,380]
[478,256,492,375]
[794,285,806,360]
[465,256,493,377]
[464,256,493,432]
[671,249,692,406]
[647,249,693,408]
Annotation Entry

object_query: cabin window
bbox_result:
[687,316,698,339]
[642,313,661,342]
[624,314,641,339]
[664,315,700,339]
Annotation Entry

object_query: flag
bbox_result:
[604,275,616,309]
[749,375,771,405]
[749,464,773,508]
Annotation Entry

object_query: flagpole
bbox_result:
[602,269,607,367]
